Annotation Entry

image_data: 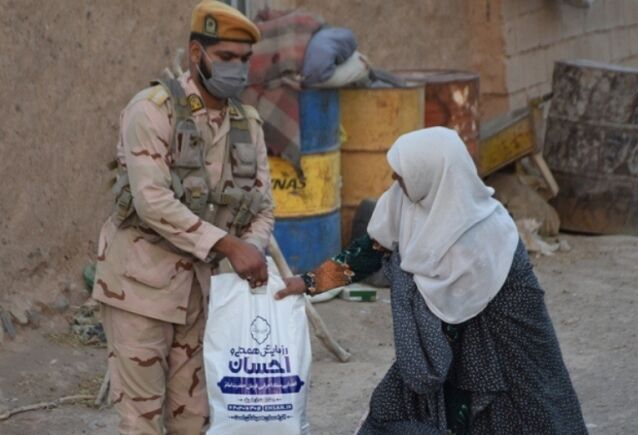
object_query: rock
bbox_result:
[7,298,31,325]
[27,309,42,328]
[53,294,70,313]
[0,308,16,339]
[88,420,105,431]
[559,239,572,252]
[516,219,560,256]
[9,308,28,325]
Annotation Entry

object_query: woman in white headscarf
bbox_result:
[276,128,587,434]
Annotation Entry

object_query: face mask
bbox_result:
[197,45,249,99]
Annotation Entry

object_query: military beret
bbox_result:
[191,0,260,44]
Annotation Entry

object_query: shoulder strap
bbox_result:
[150,78,192,122]
[150,78,199,199]
[228,99,253,144]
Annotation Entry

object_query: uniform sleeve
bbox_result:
[302,234,387,295]
[122,100,227,261]
[240,121,275,252]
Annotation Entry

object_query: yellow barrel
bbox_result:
[340,87,425,244]
[269,151,341,218]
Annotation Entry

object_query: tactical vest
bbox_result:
[111,78,268,236]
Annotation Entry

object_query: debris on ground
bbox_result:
[0,306,17,340]
[487,172,560,237]
[83,263,96,292]
[516,218,560,257]
[0,395,95,422]
[71,300,106,346]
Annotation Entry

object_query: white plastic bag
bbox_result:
[311,51,370,89]
[204,268,311,435]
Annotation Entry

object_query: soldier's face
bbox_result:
[193,40,253,77]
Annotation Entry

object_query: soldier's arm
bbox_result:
[240,115,275,252]
[122,100,226,260]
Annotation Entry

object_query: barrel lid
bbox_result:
[394,69,479,85]
[557,59,638,74]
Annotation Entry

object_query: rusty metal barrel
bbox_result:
[339,86,425,245]
[544,59,638,235]
[394,69,480,163]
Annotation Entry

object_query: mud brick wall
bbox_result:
[2,0,638,305]
[499,0,638,111]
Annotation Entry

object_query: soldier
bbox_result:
[92,1,273,433]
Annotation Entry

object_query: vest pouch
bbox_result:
[231,142,257,178]
[173,119,203,169]
[182,175,210,216]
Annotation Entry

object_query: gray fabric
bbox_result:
[358,251,450,435]
[368,69,408,88]
[455,241,588,434]
[302,27,357,85]
[358,241,588,434]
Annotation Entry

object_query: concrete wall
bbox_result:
[500,0,638,110]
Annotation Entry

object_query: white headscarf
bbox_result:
[367,127,519,324]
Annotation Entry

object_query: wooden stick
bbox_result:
[95,368,110,406]
[530,152,560,198]
[269,237,351,363]
[0,394,94,421]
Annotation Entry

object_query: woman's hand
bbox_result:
[274,276,307,300]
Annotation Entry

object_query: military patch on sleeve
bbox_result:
[187,94,204,112]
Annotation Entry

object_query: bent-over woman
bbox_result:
[276,127,587,435]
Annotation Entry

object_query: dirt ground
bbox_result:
[0,234,636,434]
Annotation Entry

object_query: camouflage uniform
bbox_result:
[93,71,274,434]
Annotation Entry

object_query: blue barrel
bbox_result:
[273,210,342,274]
[271,89,341,272]
[299,89,340,153]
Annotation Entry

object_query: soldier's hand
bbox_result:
[274,276,307,300]
[214,235,268,288]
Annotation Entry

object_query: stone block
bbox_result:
[584,0,611,32]
[515,8,562,52]
[610,26,633,62]
[503,21,518,56]
[508,89,528,111]
[515,12,542,52]
[557,4,586,40]
[585,31,613,62]
[518,0,546,16]
[505,56,526,92]
[499,0,519,20]
[603,0,627,28]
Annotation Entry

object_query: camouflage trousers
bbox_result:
[101,281,209,435]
